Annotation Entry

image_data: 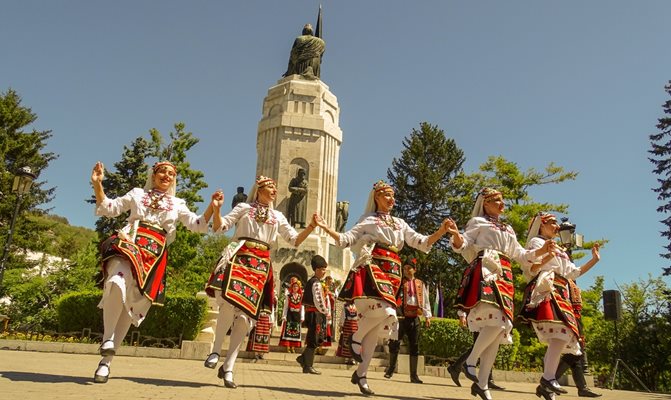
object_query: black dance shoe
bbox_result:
[410,374,423,384]
[578,387,602,397]
[540,377,568,394]
[536,384,556,400]
[217,366,237,389]
[488,380,505,391]
[93,362,110,384]
[99,340,115,357]
[471,382,492,400]
[462,364,478,383]
[351,371,374,396]
[348,340,363,363]
[204,352,219,369]
[447,362,462,387]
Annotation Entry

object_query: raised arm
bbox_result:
[578,243,601,276]
[314,212,340,242]
[91,161,107,205]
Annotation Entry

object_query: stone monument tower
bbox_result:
[256,18,351,289]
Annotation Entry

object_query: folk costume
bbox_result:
[278,278,304,350]
[320,286,335,350]
[385,258,432,383]
[246,298,276,357]
[296,256,330,374]
[203,176,306,388]
[92,161,210,383]
[336,302,359,362]
[336,181,436,395]
[451,188,543,397]
[519,212,600,398]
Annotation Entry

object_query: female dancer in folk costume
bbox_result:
[203,175,318,389]
[278,277,304,352]
[90,161,217,383]
[518,213,600,400]
[336,300,359,365]
[444,188,557,400]
[314,180,451,395]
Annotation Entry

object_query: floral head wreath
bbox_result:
[403,257,418,268]
[289,276,303,289]
[471,187,503,218]
[527,212,558,239]
[145,161,178,196]
[256,175,275,188]
[373,180,394,193]
[153,161,177,174]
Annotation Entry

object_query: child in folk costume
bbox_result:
[336,300,359,365]
[246,294,276,360]
[518,213,601,400]
[385,257,432,384]
[90,161,217,383]
[278,277,304,353]
[203,176,319,389]
[296,255,330,374]
[316,276,335,354]
[314,180,452,395]
[444,188,557,400]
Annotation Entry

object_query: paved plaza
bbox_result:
[0,349,667,400]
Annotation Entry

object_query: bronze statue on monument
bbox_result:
[283,7,325,80]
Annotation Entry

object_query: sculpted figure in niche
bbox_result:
[288,168,309,228]
[283,23,325,80]
[336,201,350,233]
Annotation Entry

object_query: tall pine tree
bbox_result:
[386,122,470,312]
[649,81,671,276]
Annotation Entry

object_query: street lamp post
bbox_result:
[0,166,37,291]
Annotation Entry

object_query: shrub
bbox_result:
[56,291,207,341]
[419,317,521,370]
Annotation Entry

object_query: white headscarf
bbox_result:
[471,187,502,218]
[364,180,394,214]
[527,212,558,239]
[144,161,177,196]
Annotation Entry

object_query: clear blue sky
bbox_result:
[3,1,670,291]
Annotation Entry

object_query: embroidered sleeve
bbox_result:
[312,281,329,315]
[338,214,369,248]
[401,219,432,253]
[451,217,480,253]
[422,282,432,318]
[276,211,299,246]
[95,188,137,217]
[216,203,248,233]
[175,198,209,233]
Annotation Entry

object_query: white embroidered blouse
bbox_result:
[338,212,432,254]
[95,187,208,244]
[215,202,299,246]
[521,236,581,282]
[451,216,538,264]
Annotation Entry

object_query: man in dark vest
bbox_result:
[296,255,330,374]
[385,257,432,383]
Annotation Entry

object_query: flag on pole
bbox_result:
[433,282,444,318]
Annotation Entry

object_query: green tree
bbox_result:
[385,122,470,314]
[0,88,58,296]
[585,275,671,392]
[648,80,671,276]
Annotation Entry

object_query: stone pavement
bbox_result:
[0,349,667,400]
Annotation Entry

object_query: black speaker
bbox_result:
[603,290,622,321]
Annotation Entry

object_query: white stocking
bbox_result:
[543,338,566,381]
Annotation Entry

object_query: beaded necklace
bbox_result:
[253,201,270,224]
[485,214,508,231]
[147,190,167,210]
[376,212,398,229]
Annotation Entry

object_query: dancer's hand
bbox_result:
[91,161,104,184]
